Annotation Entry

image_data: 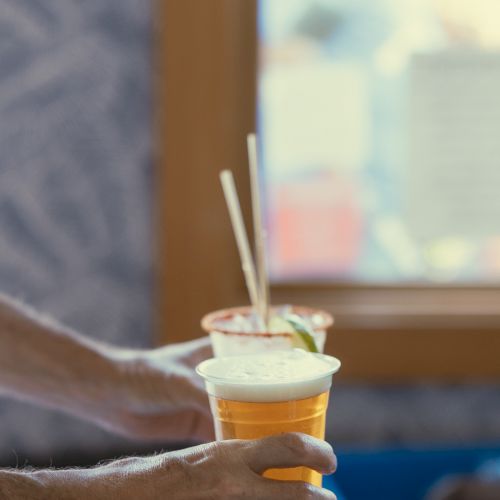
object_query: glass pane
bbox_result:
[258,0,500,283]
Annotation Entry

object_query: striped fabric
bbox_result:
[0,0,153,453]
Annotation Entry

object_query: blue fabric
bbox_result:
[323,445,500,500]
[324,476,347,500]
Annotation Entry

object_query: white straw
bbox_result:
[247,133,270,326]
[219,170,261,317]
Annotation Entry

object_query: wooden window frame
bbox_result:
[155,0,500,382]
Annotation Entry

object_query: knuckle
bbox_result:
[215,439,245,461]
[208,439,230,460]
[282,432,309,454]
[209,440,223,453]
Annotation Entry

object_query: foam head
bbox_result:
[196,349,341,402]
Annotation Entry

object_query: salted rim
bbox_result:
[196,351,341,387]
[201,305,334,337]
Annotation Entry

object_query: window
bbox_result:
[259,0,500,284]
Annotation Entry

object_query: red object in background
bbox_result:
[269,171,363,280]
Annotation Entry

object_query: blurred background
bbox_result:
[260,0,500,283]
[0,0,153,456]
[1,1,499,499]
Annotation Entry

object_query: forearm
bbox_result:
[0,470,44,500]
[0,456,180,500]
[0,294,124,420]
[0,465,126,500]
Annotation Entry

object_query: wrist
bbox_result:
[58,344,142,426]
[49,341,126,418]
[97,346,148,406]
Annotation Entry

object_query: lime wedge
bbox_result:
[268,314,319,353]
[268,315,296,334]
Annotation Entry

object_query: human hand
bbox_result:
[94,336,214,442]
[0,293,213,443]
[36,433,337,499]
[135,433,338,499]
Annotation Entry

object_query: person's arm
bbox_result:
[0,294,123,423]
[0,434,338,500]
[0,293,213,441]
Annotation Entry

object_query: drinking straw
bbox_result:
[219,170,262,321]
[247,133,270,326]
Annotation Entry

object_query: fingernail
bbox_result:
[325,460,337,475]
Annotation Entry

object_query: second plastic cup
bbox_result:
[201,305,333,357]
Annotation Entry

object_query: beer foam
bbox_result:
[196,349,341,402]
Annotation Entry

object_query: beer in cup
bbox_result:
[197,349,341,486]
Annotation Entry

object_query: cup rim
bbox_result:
[201,305,334,336]
[196,351,341,387]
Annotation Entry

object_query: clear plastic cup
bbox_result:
[201,305,333,357]
[197,349,341,486]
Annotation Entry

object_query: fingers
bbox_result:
[162,441,338,500]
[255,477,337,500]
[244,433,337,476]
